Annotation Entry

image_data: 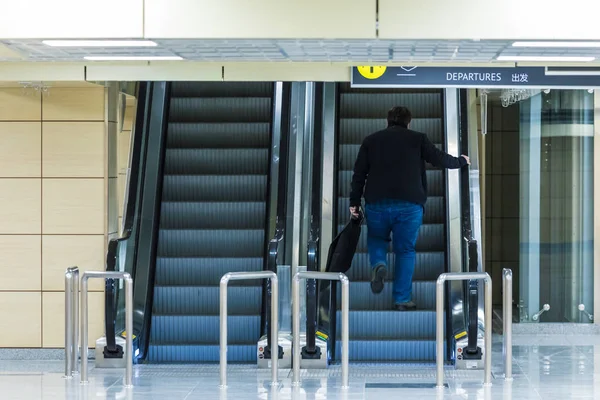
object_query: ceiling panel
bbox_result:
[3,39,600,64]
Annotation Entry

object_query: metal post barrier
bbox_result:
[64,266,79,378]
[220,271,279,388]
[502,268,513,381]
[436,272,492,388]
[292,271,349,389]
[80,271,133,387]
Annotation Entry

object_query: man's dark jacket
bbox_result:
[349,124,468,207]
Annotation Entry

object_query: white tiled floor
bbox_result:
[1,334,600,399]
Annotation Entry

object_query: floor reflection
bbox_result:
[0,334,599,399]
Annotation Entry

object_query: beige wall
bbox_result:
[2,0,600,40]
[0,84,112,348]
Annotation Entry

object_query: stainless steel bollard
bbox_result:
[80,271,133,387]
[219,271,279,388]
[64,266,79,378]
[436,272,492,388]
[503,269,513,381]
[292,271,350,389]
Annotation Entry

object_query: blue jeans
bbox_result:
[365,201,423,304]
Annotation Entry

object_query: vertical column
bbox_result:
[285,82,307,279]
[519,94,542,321]
[320,83,336,271]
[106,83,120,243]
[299,82,316,267]
[444,89,463,274]
[117,93,136,236]
[594,90,600,324]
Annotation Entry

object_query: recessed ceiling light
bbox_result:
[497,56,596,62]
[512,41,600,48]
[43,40,158,47]
[84,56,183,61]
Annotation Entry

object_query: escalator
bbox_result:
[107,81,482,367]
[148,82,276,362]
[108,81,283,363]
[332,85,448,361]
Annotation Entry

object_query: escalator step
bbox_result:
[160,202,266,230]
[339,93,442,119]
[339,118,443,145]
[351,223,445,253]
[164,149,269,175]
[343,252,445,281]
[170,82,273,98]
[337,170,444,197]
[151,315,261,343]
[332,310,440,340]
[337,281,437,311]
[147,344,257,363]
[153,286,261,315]
[337,196,445,224]
[167,122,271,149]
[155,257,263,286]
[169,98,271,123]
[158,229,265,257]
[162,175,267,202]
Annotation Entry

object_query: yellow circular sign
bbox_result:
[357,66,387,80]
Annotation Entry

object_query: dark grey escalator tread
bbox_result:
[164,149,269,175]
[155,257,263,286]
[337,170,444,197]
[339,118,443,145]
[160,202,266,230]
[350,223,445,253]
[339,93,443,119]
[153,286,261,315]
[169,98,271,123]
[147,344,257,363]
[167,122,271,149]
[151,315,260,343]
[337,196,445,225]
[334,340,442,362]
[170,81,273,98]
[337,281,437,311]
[342,252,445,281]
[162,175,267,202]
[331,310,439,340]
[158,229,265,257]
[338,144,445,172]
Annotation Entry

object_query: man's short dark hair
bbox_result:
[387,106,412,128]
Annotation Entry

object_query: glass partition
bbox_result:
[519,89,594,323]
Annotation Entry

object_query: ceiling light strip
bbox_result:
[512,41,600,48]
[84,56,183,61]
[44,40,157,47]
[497,56,596,62]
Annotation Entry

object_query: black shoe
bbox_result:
[370,264,387,294]
[394,301,417,311]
